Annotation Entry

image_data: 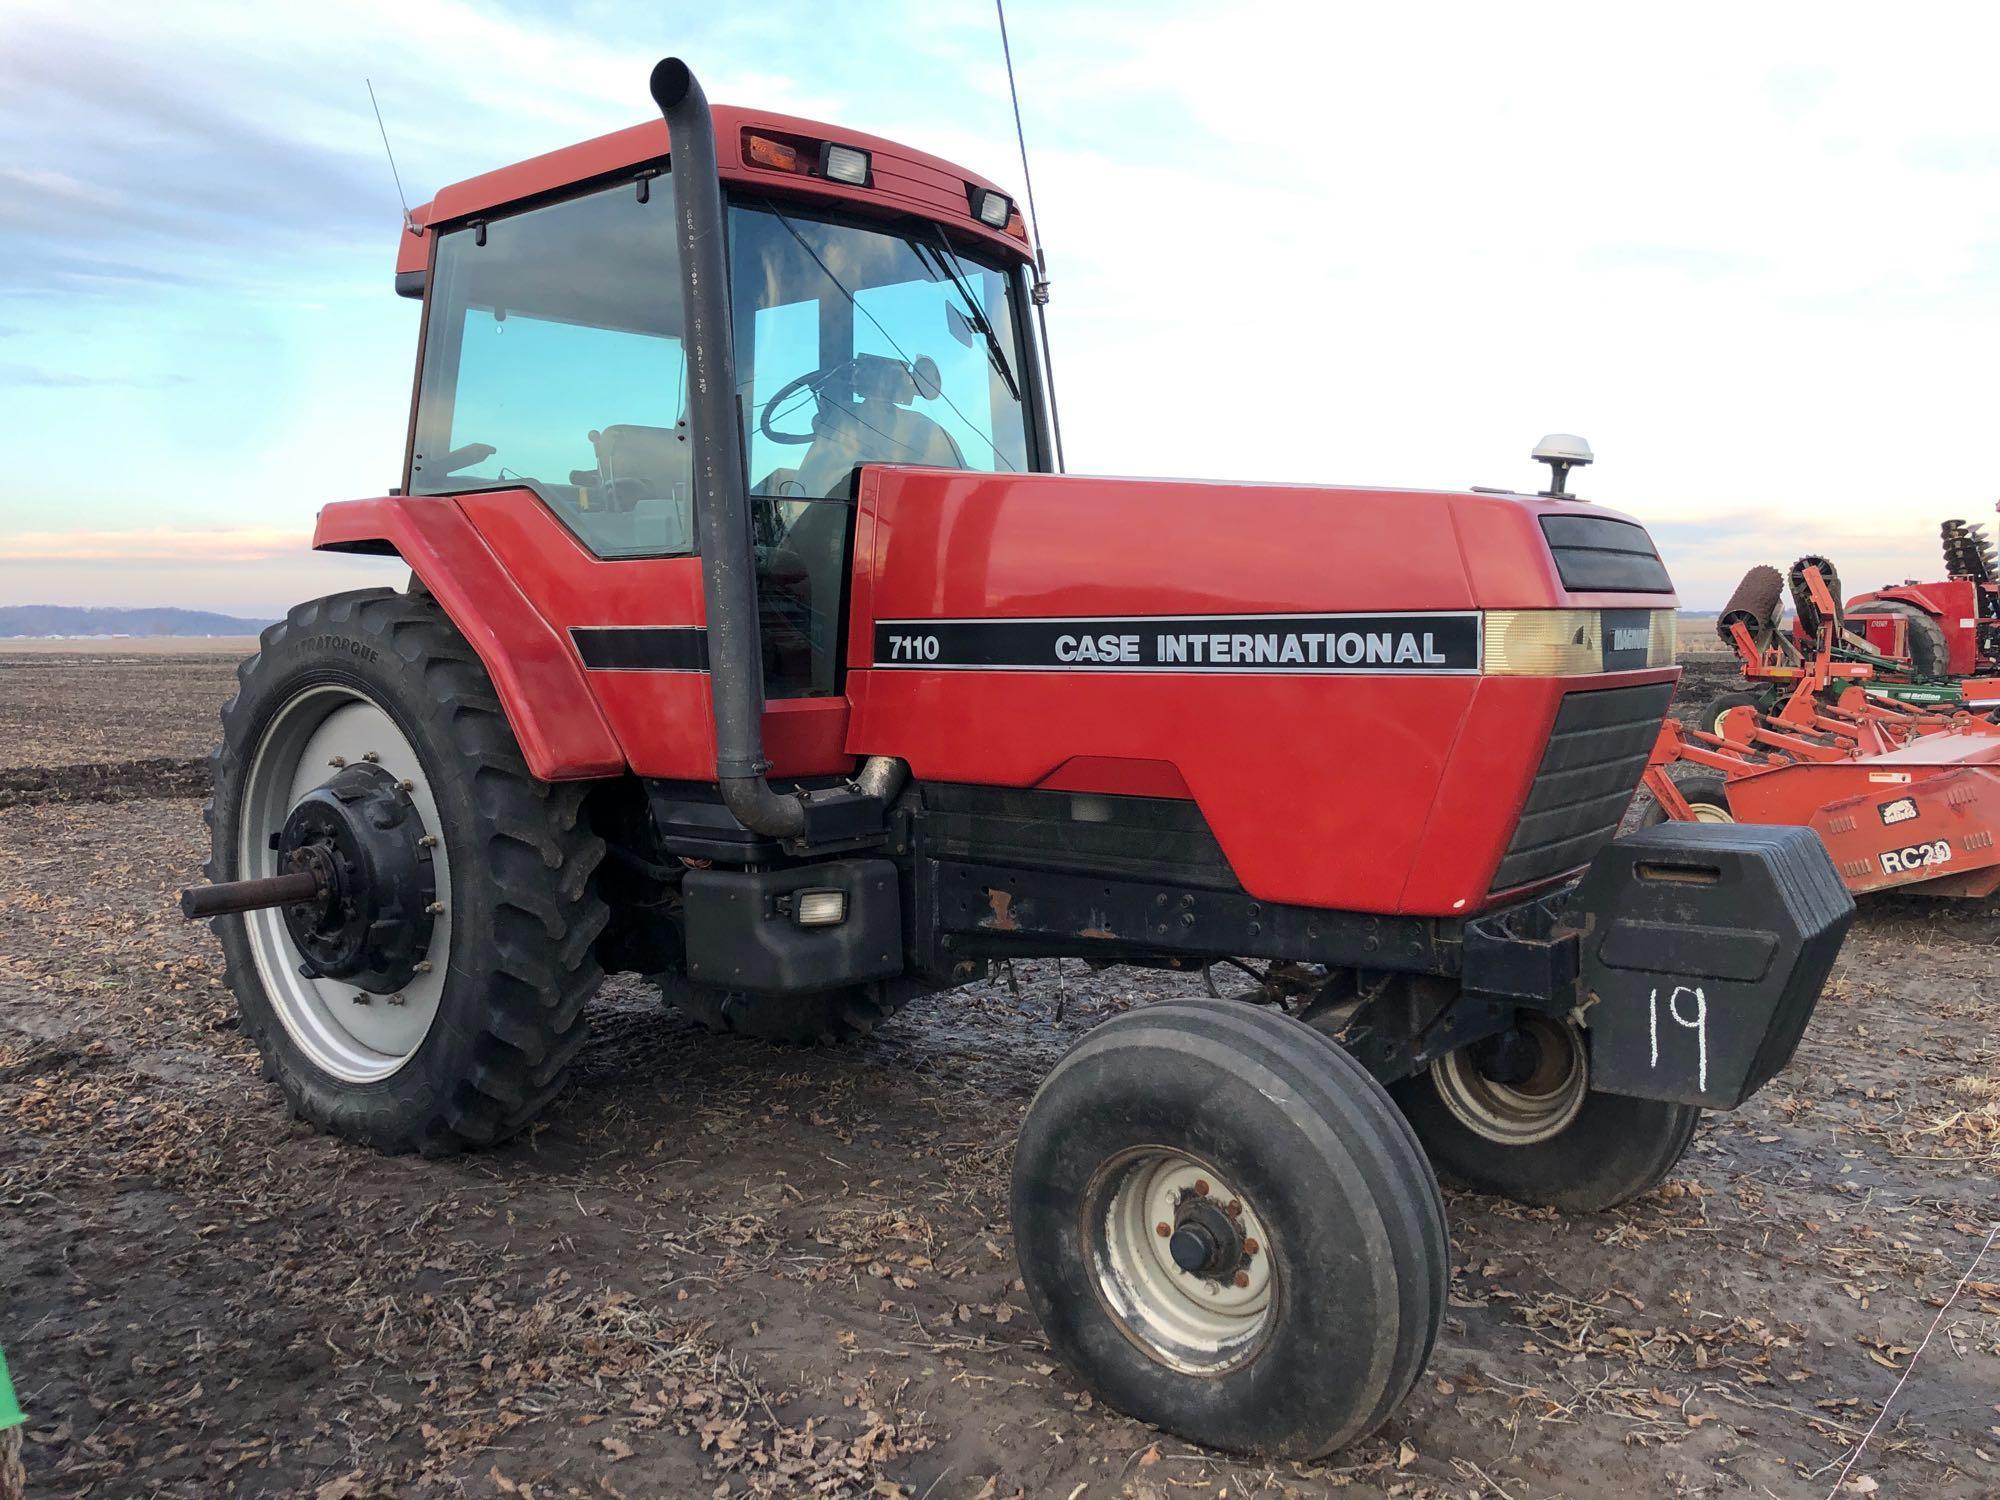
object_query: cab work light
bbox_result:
[968,185,1012,228]
[793,888,848,927]
[1483,609,1677,675]
[820,143,872,185]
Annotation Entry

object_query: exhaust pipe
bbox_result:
[648,57,806,839]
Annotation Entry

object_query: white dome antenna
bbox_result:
[1531,433,1592,498]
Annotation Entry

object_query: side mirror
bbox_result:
[910,355,942,401]
[945,304,977,349]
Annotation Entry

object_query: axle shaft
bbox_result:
[179,869,324,920]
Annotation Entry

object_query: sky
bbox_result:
[2,0,1997,614]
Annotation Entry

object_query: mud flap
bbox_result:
[1571,824,1855,1109]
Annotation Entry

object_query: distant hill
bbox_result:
[0,605,275,638]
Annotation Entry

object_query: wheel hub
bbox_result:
[278,764,436,993]
[1167,1197,1245,1281]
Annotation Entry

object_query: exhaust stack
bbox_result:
[648,57,807,839]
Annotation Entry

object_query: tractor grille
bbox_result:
[1491,681,1674,892]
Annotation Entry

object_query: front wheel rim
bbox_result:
[236,685,451,1083]
[1431,1015,1588,1146]
[1086,1148,1276,1375]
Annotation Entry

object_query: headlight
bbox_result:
[1483,609,1676,675]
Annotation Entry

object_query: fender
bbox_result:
[314,495,626,780]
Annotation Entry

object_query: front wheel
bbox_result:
[1012,1000,1447,1458]
[1389,1016,1700,1212]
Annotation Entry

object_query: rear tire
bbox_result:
[651,974,904,1044]
[206,590,608,1155]
[1012,1000,1447,1457]
[1848,600,1951,678]
[1389,1017,1700,1212]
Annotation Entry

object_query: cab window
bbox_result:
[410,179,693,560]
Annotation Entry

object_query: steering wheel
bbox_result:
[758,364,850,446]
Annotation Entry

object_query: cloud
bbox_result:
[0,361,189,388]
[0,527,308,564]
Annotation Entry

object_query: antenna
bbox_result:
[994,0,1065,471]
[366,78,419,235]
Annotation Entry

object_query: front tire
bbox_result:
[1012,1000,1447,1458]
[1389,1017,1700,1213]
[206,590,608,1154]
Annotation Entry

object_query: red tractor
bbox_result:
[178,60,1852,1458]
[1843,513,2000,679]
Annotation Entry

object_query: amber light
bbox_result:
[744,132,803,172]
[1004,208,1029,242]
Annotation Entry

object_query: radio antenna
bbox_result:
[994,0,1065,471]
[366,78,419,235]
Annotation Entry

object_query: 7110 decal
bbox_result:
[873,612,1483,674]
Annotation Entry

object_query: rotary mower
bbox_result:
[1647,558,2000,897]
[174,58,1855,1458]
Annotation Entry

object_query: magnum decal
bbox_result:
[873,613,1483,673]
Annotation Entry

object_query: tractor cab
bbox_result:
[396,104,1046,700]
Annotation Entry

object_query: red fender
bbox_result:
[314,495,626,780]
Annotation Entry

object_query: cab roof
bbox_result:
[395,103,1031,279]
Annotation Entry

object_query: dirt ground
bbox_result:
[0,648,1995,1499]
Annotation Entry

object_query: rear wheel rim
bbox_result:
[1086,1148,1276,1375]
[237,685,451,1083]
[1688,799,1733,823]
[1431,1015,1588,1146]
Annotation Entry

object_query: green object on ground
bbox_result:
[0,1345,20,1429]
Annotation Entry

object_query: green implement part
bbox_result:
[0,1345,20,1429]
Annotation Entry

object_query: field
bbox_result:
[1,646,1995,1499]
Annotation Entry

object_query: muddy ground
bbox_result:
[0,649,1995,1499]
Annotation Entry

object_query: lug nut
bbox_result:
[351,992,371,1006]
[1155,1222,1171,1238]
[1233,1271,1250,1289]
[414,960,433,974]
[398,778,415,792]
[418,835,438,848]
[1225,1200,1241,1218]
[1243,1237,1259,1255]
[1193,1179,1209,1196]
[328,755,347,768]
[387,993,406,1007]
[362,751,381,763]
[426,901,445,915]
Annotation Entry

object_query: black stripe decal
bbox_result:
[571,626,709,671]
[873,612,1482,673]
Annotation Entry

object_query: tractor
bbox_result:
[178,59,1853,1458]
[1845,513,2000,681]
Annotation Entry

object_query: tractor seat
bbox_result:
[590,423,693,513]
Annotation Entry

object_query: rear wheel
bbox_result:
[1848,600,1951,678]
[1388,1016,1700,1212]
[206,590,608,1154]
[651,974,906,1044]
[1012,1000,1446,1457]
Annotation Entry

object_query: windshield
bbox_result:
[728,198,1032,499]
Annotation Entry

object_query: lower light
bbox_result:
[794,888,847,927]
[1483,609,1678,675]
